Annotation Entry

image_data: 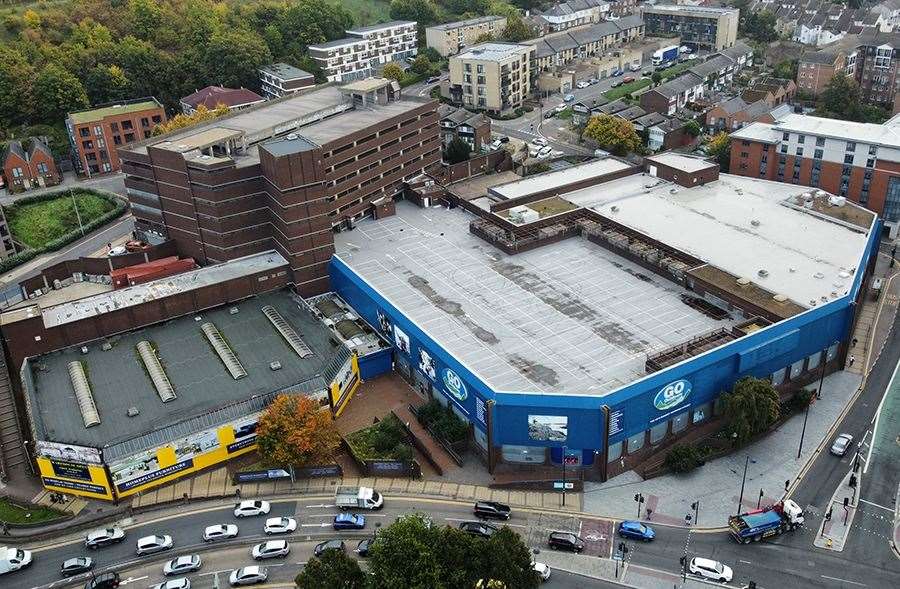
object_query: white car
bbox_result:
[203,524,239,542]
[85,527,126,549]
[576,81,590,89]
[688,557,733,582]
[163,555,202,576]
[233,500,271,518]
[252,539,290,560]
[107,245,127,257]
[554,104,567,113]
[264,516,297,535]
[532,137,548,147]
[538,146,553,157]
[533,561,551,581]
[229,566,268,586]
[136,534,173,556]
[489,139,502,150]
[150,579,190,589]
[528,147,540,158]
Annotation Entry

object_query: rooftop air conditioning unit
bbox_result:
[773,294,788,303]
[286,133,299,140]
[750,219,760,226]
[758,269,769,277]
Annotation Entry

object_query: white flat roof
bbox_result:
[563,173,872,307]
[773,113,900,149]
[490,158,632,200]
[646,152,717,173]
[730,122,779,143]
[456,42,531,61]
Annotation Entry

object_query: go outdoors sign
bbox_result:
[443,368,468,402]
[654,379,691,411]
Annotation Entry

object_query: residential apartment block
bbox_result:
[180,86,266,115]
[66,98,165,177]
[1,137,61,192]
[258,63,316,99]
[438,105,491,152]
[534,0,611,34]
[797,44,855,96]
[426,16,508,57]
[448,43,534,114]
[309,21,418,83]
[854,30,900,113]
[640,5,739,51]
[730,114,900,229]
[118,80,440,295]
[532,15,645,72]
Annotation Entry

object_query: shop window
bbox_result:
[692,402,711,424]
[672,411,690,433]
[627,432,645,454]
[607,441,623,462]
[826,342,839,362]
[807,351,822,371]
[790,358,805,379]
[649,421,668,444]
[501,445,544,464]
[771,367,786,385]
[473,427,488,450]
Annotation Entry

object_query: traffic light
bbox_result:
[691,502,698,511]
[843,497,850,507]
[825,507,833,521]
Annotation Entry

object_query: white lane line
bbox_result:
[858,498,894,511]
[864,356,900,473]
[821,575,866,586]
[304,504,334,508]
[199,569,232,577]
[739,560,752,564]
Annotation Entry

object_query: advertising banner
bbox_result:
[42,477,109,496]
[36,441,102,464]
[50,460,92,481]
[227,435,258,454]
[116,458,194,493]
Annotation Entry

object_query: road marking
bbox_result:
[858,498,894,511]
[301,523,331,528]
[821,575,866,586]
[864,354,900,473]
[739,560,752,564]
[118,576,148,586]
[305,504,334,508]
[199,569,233,577]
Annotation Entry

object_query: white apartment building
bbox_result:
[537,0,611,33]
[449,43,535,114]
[309,21,418,83]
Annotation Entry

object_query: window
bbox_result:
[465,63,471,72]
[846,141,856,152]
[477,75,485,84]
[869,145,877,156]
[844,154,855,165]
[79,127,90,137]
[93,125,102,136]
[782,132,789,140]
[143,131,151,139]
[82,140,93,150]
[816,137,825,147]
[122,120,133,130]
[626,432,645,454]
[476,64,484,73]
[772,367,786,385]
[99,150,108,161]
[649,421,668,444]
[790,358,805,379]
[141,117,149,127]
[111,122,119,132]
[867,158,875,168]
[101,162,112,172]
[152,115,162,123]
[124,133,135,142]
[607,441,623,462]
[796,147,803,156]
[812,148,822,159]
[807,351,822,371]
[672,412,689,433]
[780,144,788,153]
[113,135,122,145]
[798,134,806,143]
[12,167,22,178]
[501,445,544,464]
[884,176,900,223]
[36,162,48,174]
[740,151,749,158]
[692,402,712,424]
[477,97,485,107]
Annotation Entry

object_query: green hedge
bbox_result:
[417,399,469,445]
[0,189,127,275]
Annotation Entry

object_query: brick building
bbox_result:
[66,98,166,177]
[853,30,900,113]
[448,43,534,114]
[180,86,265,115]
[0,207,14,260]
[426,16,508,57]
[730,113,900,231]
[119,81,440,295]
[438,105,492,152]
[797,45,854,97]
[1,137,61,192]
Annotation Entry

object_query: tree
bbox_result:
[445,137,472,164]
[820,72,860,116]
[721,377,780,446]
[256,394,341,466]
[383,62,405,81]
[410,54,439,77]
[705,131,731,172]
[651,72,662,86]
[582,114,641,156]
[369,513,444,589]
[501,15,534,42]
[203,29,272,90]
[474,32,495,44]
[390,0,440,28]
[295,548,366,589]
[740,9,778,43]
[772,58,797,81]
[0,47,35,128]
[32,63,89,124]
[684,119,701,137]
[475,527,540,589]
[85,64,133,105]
[152,104,230,135]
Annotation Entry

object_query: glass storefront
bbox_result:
[607,441,623,463]
[672,411,689,433]
[650,421,668,444]
[501,445,545,464]
[627,432,645,454]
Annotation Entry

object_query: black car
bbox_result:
[355,538,374,557]
[61,557,94,577]
[548,531,585,553]
[458,521,498,539]
[314,539,345,557]
[544,110,556,119]
[85,572,120,589]
[498,136,510,144]
[474,501,511,520]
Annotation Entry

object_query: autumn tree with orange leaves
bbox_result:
[256,395,341,466]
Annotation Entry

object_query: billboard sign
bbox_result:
[116,458,194,492]
[42,477,108,496]
[50,460,92,481]
[653,379,691,411]
[443,368,468,402]
[36,441,102,465]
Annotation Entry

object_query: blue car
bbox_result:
[333,513,366,530]
[618,520,655,541]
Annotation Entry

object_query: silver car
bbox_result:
[163,555,202,576]
[150,579,190,589]
[85,527,125,549]
[203,524,238,542]
[252,540,290,560]
[830,433,854,456]
[136,534,173,556]
[229,566,268,586]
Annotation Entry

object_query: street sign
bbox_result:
[553,481,575,490]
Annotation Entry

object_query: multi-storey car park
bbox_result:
[328,153,878,477]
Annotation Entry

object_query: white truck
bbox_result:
[0,546,33,574]
[652,45,679,66]
[335,486,384,511]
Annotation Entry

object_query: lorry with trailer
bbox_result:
[0,546,33,574]
[335,486,384,511]
[728,499,804,543]
[652,45,679,66]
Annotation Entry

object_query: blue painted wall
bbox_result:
[358,347,393,380]
[330,218,879,455]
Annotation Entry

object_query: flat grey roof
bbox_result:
[259,63,314,81]
[334,202,737,395]
[348,20,416,34]
[489,158,632,200]
[456,42,531,61]
[646,152,717,173]
[428,15,505,31]
[297,100,425,146]
[26,290,341,449]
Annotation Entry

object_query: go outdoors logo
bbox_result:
[443,368,468,402]
[654,379,691,411]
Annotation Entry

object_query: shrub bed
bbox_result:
[416,399,469,447]
[664,443,709,473]
[345,414,414,461]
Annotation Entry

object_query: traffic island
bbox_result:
[814,468,860,552]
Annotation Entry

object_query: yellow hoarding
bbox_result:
[37,457,114,501]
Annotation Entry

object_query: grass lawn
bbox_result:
[5,190,117,249]
[0,497,64,524]
[604,79,652,101]
[557,107,573,120]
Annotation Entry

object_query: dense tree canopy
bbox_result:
[721,377,780,446]
[815,73,889,123]
[582,114,641,156]
[256,394,341,467]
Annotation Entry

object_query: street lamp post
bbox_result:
[737,455,750,516]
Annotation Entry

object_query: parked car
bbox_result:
[229,566,268,587]
[60,557,93,577]
[576,81,590,89]
[264,517,296,535]
[544,110,556,119]
[85,527,126,549]
[548,532,585,552]
[533,561,551,582]
[830,433,854,456]
[564,93,575,102]
[85,573,120,589]
[554,103,567,113]
[489,139,503,151]
[252,540,290,560]
[587,78,598,85]
[355,538,374,557]
[107,246,127,257]
[532,138,548,147]
[610,79,624,88]
[333,513,366,530]
[680,45,692,54]
[233,500,270,518]
[426,76,441,84]
[611,68,622,76]
[314,539,346,557]
[150,580,190,589]
[617,521,655,541]
[642,70,653,77]
[498,136,510,143]
[629,63,641,72]
[163,555,202,576]
[203,524,238,542]
[688,557,733,582]
[136,534,173,556]
[623,76,635,84]
[528,146,540,158]
[687,54,698,61]
[474,501,511,520]
[459,521,498,539]
[538,146,553,157]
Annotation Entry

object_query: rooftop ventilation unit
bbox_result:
[736,277,751,286]
[67,361,100,428]
[262,305,313,358]
[201,322,247,379]
[758,269,769,277]
[750,219,760,227]
[286,133,299,140]
[136,341,176,403]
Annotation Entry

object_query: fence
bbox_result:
[406,405,464,468]
[340,437,422,478]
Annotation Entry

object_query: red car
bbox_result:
[623,76,635,84]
